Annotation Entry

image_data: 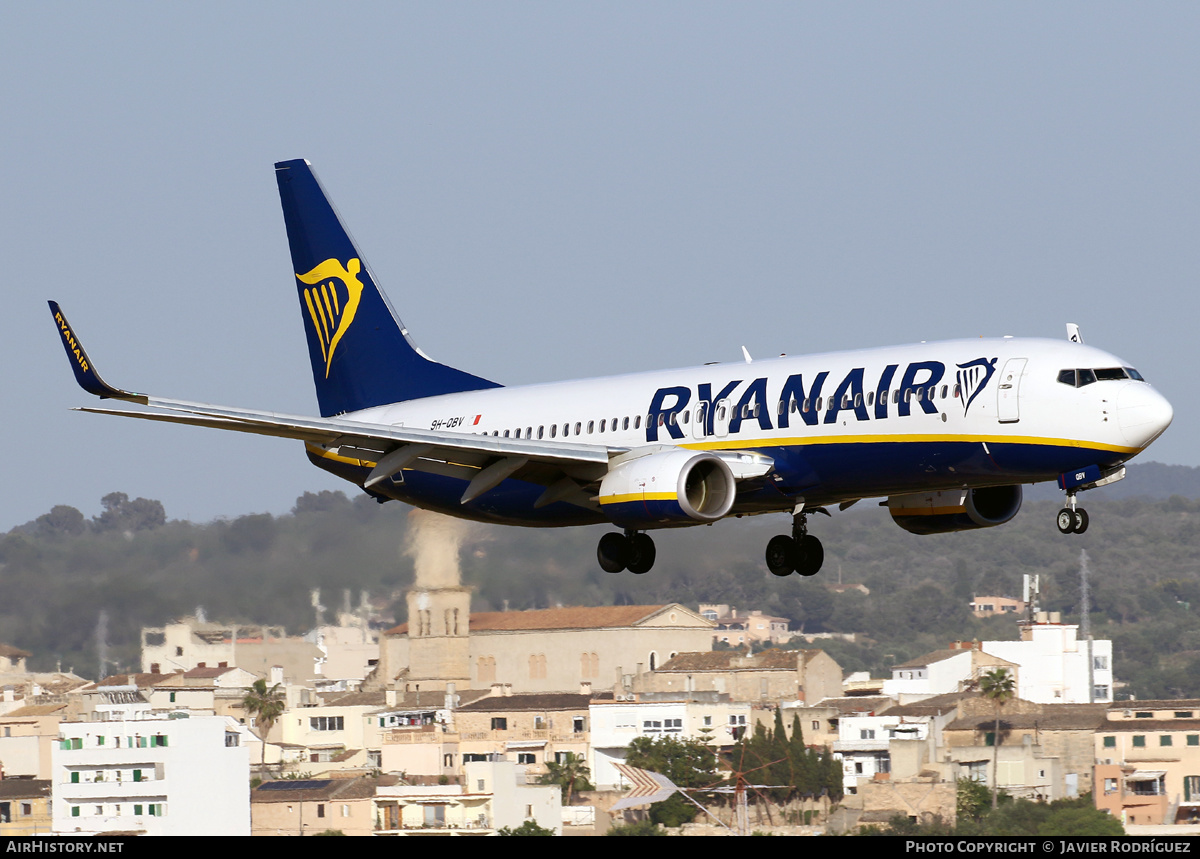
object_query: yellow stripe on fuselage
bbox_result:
[682,432,1138,455]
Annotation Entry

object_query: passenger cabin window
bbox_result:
[587,420,594,433]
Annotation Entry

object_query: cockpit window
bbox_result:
[1057,366,1147,387]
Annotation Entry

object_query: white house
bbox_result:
[832,712,931,794]
[982,618,1113,704]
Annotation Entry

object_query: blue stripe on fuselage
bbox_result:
[307,438,1126,528]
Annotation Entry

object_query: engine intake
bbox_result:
[599,449,736,528]
[887,485,1022,535]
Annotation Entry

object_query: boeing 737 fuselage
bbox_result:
[50,160,1174,576]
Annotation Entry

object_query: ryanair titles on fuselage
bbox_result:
[643,356,997,443]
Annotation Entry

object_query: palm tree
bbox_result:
[539,752,594,805]
[243,678,286,773]
[978,668,1016,808]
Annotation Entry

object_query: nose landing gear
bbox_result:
[597,529,657,574]
[765,511,825,577]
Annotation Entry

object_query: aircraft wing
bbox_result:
[50,301,774,509]
[50,301,615,506]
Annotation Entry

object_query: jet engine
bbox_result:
[887,485,1023,535]
[598,449,736,528]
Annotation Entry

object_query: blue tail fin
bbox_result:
[274,159,500,416]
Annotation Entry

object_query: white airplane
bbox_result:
[49,159,1174,576]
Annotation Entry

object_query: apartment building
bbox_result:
[1094,699,1200,826]
[52,714,252,836]
[455,691,592,779]
[982,618,1113,704]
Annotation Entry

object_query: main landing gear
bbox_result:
[765,512,825,577]
[1056,493,1089,535]
[597,529,657,574]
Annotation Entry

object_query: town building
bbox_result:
[697,605,791,646]
[970,595,1027,618]
[454,691,593,780]
[943,701,1108,799]
[374,760,562,835]
[0,779,52,836]
[251,774,391,836]
[1093,699,1200,826]
[0,704,68,780]
[589,696,751,789]
[52,714,252,836]
[882,644,1017,703]
[981,617,1113,704]
[380,603,715,694]
[634,648,843,705]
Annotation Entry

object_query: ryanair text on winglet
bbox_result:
[54,310,89,374]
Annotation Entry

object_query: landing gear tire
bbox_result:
[795,535,824,576]
[627,533,656,575]
[766,535,795,577]
[1056,508,1077,534]
[597,532,629,573]
[764,531,825,577]
[1074,508,1089,534]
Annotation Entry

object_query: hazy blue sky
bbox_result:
[4,3,1196,531]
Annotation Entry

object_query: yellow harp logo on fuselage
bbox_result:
[296,257,364,378]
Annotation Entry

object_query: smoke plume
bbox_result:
[404,509,473,590]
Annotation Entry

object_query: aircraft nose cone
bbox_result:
[1117,383,1173,448]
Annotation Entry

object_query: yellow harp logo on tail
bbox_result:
[296,258,365,378]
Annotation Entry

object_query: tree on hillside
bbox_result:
[242,679,286,771]
[35,505,86,537]
[978,668,1016,809]
[92,492,166,532]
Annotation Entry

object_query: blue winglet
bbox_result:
[48,301,145,402]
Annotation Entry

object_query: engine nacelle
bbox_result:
[599,449,736,528]
[887,485,1023,535]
